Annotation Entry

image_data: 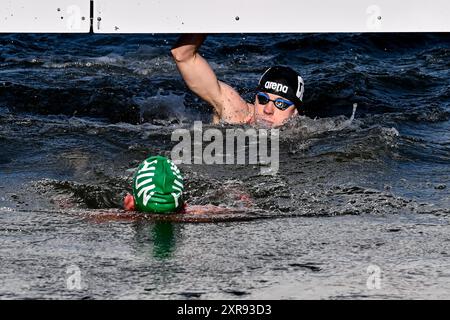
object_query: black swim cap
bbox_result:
[257,66,305,107]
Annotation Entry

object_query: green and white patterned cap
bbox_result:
[132,156,184,213]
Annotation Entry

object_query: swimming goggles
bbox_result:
[256,92,294,111]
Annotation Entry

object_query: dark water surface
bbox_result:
[0,33,449,299]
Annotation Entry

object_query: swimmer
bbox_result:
[123,155,253,215]
[123,155,184,213]
[171,34,305,128]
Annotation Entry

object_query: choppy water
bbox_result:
[0,33,449,299]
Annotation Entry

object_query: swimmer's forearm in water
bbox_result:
[125,156,254,215]
[182,204,233,215]
[123,193,252,215]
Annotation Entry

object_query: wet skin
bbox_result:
[251,92,298,127]
[123,193,253,215]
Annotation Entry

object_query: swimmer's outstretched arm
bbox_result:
[124,193,230,214]
[123,193,253,215]
[171,34,249,123]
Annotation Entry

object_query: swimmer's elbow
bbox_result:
[171,47,195,63]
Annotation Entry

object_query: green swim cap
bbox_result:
[132,156,184,213]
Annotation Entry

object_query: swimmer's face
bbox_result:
[253,92,298,127]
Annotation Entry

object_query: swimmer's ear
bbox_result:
[124,193,136,211]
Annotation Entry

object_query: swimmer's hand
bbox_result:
[123,193,135,211]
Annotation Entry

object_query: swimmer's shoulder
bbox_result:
[217,98,254,125]
[205,81,254,125]
[214,103,254,125]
